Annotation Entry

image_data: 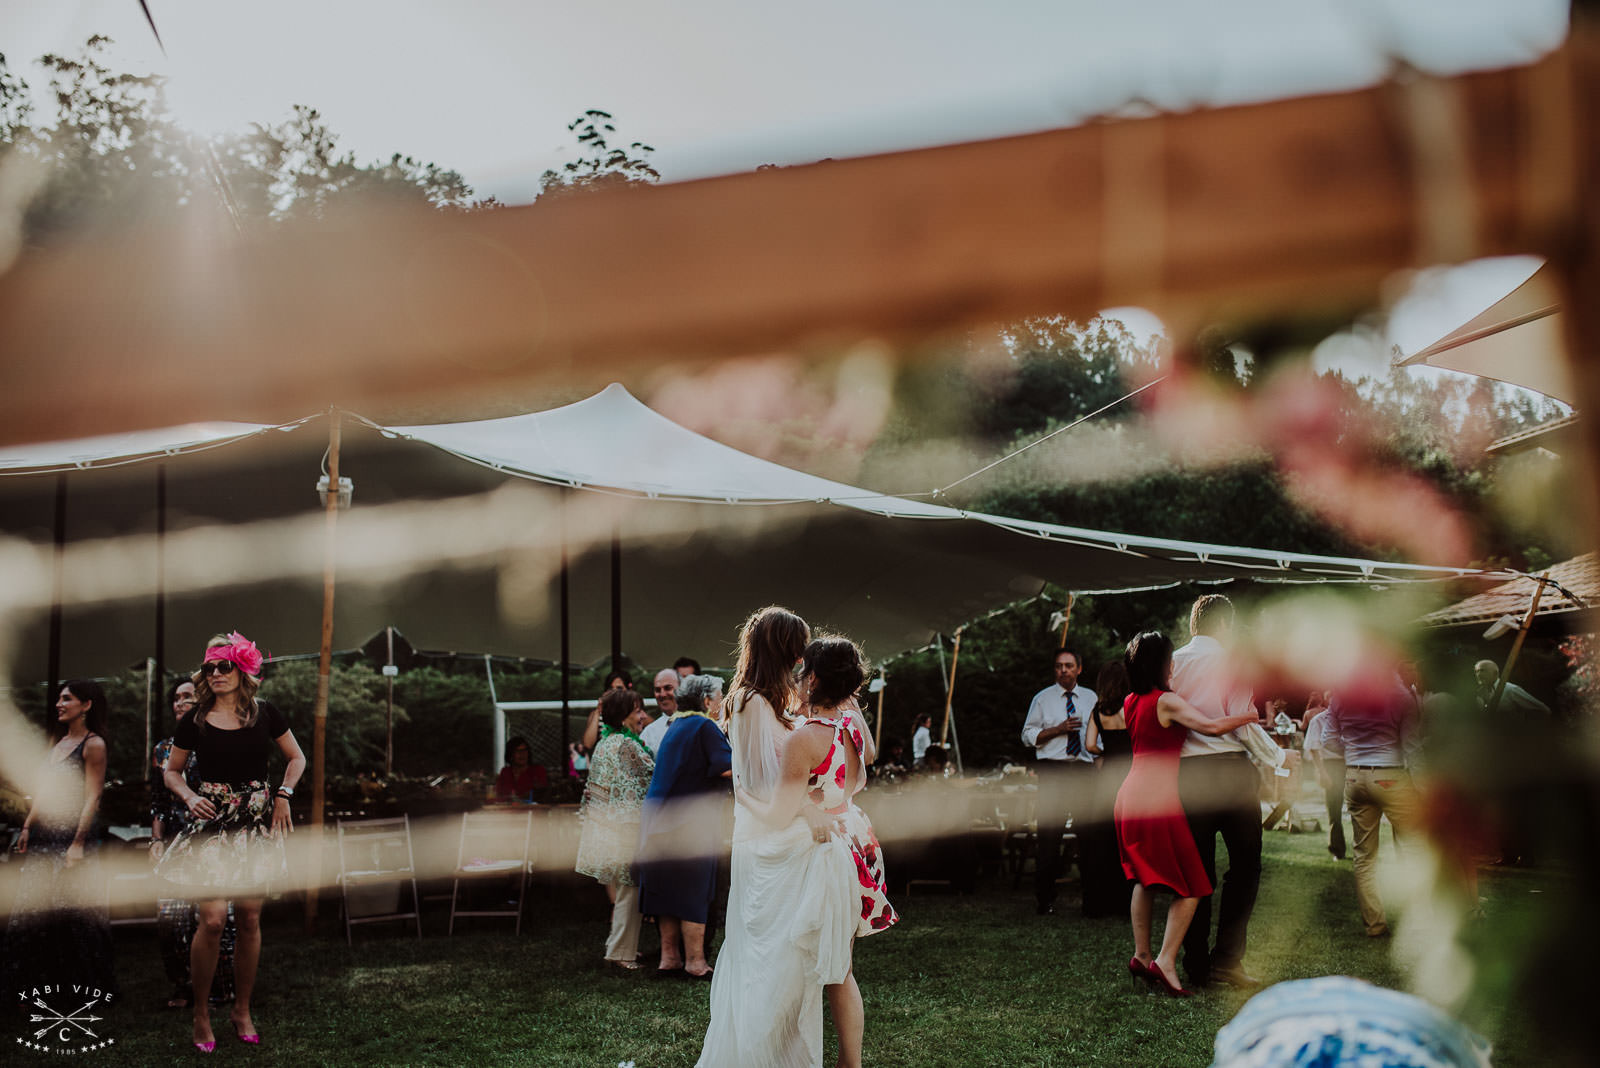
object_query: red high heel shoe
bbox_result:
[1147,959,1195,998]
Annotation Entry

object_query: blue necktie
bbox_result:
[1064,692,1080,757]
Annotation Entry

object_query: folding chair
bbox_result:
[105,868,160,928]
[336,816,423,945]
[448,810,532,935]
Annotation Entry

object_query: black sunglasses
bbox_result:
[200,660,238,677]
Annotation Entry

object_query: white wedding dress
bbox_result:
[695,693,857,1068]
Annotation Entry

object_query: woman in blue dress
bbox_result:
[636,673,733,978]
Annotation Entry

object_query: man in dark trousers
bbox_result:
[1021,648,1097,915]
[1172,595,1298,988]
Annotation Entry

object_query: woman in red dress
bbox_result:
[1115,631,1259,997]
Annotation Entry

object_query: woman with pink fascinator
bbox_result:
[157,632,306,1053]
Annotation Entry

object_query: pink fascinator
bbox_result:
[205,631,264,676]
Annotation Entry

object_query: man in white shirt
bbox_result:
[1302,704,1347,860]
[639,668,679,752]
[1172,594,1297,989]
[1020,648,1097,916]
[911,714,933,767]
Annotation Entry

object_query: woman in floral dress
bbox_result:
[575,688,656,970]
[796,636,897,1066]
[149,680,236,1009]
[157,632,306,1051]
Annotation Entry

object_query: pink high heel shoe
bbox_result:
[193,1040,216,1054]
[231,1019,261,1046]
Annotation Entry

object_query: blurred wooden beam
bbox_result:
[0,43,1585,447]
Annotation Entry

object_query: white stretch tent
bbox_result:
[0,384,1508,675]
[1395,265,1573,406]
[375,384,1499,658]
[0,421,296,474]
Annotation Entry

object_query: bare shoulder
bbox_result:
[83,734,108,756]
[790,719,834,758]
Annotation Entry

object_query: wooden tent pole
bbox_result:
[306,415,340,933]
[1486,573,1548,716]
[47,474,65,705]
[873,671,886,762]
[144,657,154,774]
[939,628,964,747]
[1058,593,1075,648]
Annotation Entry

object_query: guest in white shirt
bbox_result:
[640,669,680,753]
[911,714,933,767]
[1302,700,1347,860]
[1020,648,1097,916]
[1171,594,1297,989]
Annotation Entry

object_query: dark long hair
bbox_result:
[1125,631,1173,696]
[730,606,809,719]
[803,636,867,709]
[1092,661,1131,719]
[53,679,109,742]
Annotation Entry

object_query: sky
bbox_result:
[0,1,1572,381]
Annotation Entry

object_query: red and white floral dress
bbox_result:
[807,715,898,937]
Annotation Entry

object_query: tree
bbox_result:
[537,109,659,199]
[259,661,401,778]
[3,37,493,248]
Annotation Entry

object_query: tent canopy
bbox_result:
[0,385,1506,678]
[1395,265,1573,406]
[0,421,298,476]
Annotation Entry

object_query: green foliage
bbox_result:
[389,666,493,776]
[258,660,403,778]
[87,831,1570,1066]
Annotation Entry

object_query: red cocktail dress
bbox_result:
[1114,690,1212,897]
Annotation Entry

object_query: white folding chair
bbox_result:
[448,810,532,935]
[336,816,423,945]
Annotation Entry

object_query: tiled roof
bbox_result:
[1416,552,1598,629]
[1486,413,1580,456]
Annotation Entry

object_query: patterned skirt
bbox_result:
[156,781,286,897]
[842,804,897,937]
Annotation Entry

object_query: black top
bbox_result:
[173,700,289,788]
[1095,709,1133,763]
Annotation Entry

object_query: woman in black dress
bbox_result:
[149,679,236,1009]
[2,680,116,1025]
[1081,661,1135,918]
[158,633,305,1052]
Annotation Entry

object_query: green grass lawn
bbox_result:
[11,828,1565,1067]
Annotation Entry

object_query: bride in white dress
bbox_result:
[696,607,859,1068]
